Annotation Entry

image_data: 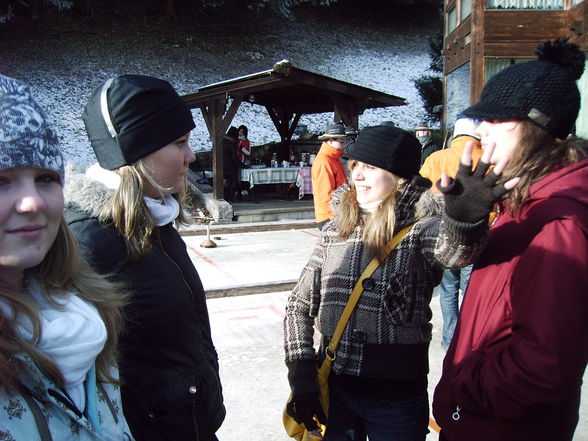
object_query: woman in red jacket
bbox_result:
[236,124,251,165]
[433,38,588,441]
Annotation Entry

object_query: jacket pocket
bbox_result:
[146,370,200,421]
[383,276,411,324]
[146,366,225,436]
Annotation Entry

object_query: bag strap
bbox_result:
[319,223,414,376]
[97,382,119,424]
[19,386,54,441]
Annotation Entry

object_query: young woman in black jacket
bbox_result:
[65,74,225,441]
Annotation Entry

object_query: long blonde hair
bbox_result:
[98,159,190,260]
[0,219,124,392]
[336,160,405,261]
[500,122,588,214]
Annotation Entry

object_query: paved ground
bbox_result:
[182,227,587,441]
[182,227,320,296]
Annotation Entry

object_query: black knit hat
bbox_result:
[83,74,195,170]
[463,38,585,139]
[344,125,421,179]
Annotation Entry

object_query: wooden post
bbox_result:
[470,0,486,104]
[332,92,367,128]
[350,115,359,131]
[208,99,225,200]
[266,106,296,161]
[200,97,244,200]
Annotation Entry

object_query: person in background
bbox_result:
[311,121,348,230]
[65,74,225,441]
[0,74,132,440]
[223,125,240,201]
[236,124,251,165]
[416,122,440,165]
[420,115,483,349]
[433,37,588,441]
[285,124,515,441]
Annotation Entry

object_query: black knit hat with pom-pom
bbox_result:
[463,37,585,139]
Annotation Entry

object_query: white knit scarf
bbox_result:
[11,278,107,411]
[144,194,180,226]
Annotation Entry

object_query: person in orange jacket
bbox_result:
[420,115,483,349]
[311,122,349,230]
[420,116,483,191]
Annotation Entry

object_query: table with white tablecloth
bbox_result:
[240,166,313,199]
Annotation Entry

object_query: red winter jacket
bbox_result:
[433,159,588,441]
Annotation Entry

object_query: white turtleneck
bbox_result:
[358,200,383,213]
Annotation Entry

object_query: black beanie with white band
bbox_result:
[83,75,195,170]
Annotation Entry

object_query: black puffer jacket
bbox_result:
[64,169,225,441]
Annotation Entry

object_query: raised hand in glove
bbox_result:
[286,393,327,432]
[437,141,520,223]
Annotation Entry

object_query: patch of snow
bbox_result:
[3,14,440,166]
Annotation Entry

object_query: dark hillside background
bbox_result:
[0,0,442,165]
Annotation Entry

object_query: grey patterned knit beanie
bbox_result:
[0,75,64,182]
[463,37,585,139]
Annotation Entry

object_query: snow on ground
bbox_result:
[1,9,440,166]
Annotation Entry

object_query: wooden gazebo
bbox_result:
[181,60,406,200]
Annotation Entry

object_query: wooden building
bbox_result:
[443,0,587,137]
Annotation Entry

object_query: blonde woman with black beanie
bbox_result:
[284,124,517,441]
[0,75,132,440]
[64,75,225,441]
[433,38,588,441]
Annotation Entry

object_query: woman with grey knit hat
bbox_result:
[64,75,224,441]
[433,38,588,441]
[0,75,132,440]
[284,123,516,441]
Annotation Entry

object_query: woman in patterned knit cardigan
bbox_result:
[0,75,131,440]
[283,124,518,441]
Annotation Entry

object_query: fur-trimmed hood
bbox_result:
[64,163,114,220]
[330,175,444,226]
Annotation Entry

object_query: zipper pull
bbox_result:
[452,405,461,421]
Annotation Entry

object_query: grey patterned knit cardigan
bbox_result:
[284,179,487,380]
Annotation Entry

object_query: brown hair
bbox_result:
[500,122,588,214]
[99,159,190,260]
[336,160,404,262]
[0,219,124,392]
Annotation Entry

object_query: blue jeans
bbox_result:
[324,383,429,441]
[439,265,473,349]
